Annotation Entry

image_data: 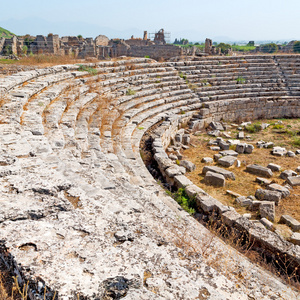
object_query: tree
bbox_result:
[261,43,278,53]
[217,43,231,54]
[293,41,300,53]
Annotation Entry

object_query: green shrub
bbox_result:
[77,64,98,75]
[236,76,246,84]
[293,41,300,53]
[126,89,136,95]
[261,43,278,53]
[292,137,300,147]
[272,124,284,130]
[245,123,262,133]
[174,188,196,215]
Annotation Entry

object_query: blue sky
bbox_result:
[1,0,299,42]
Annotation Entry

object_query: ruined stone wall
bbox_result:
[197,98,300,127]
[129,44,182,60]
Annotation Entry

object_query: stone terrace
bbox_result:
[0,56,299,299]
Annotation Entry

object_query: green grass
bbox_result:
[77,64,98,75]
[0,26,15,39]
[272,124,285,130]
[245,123,262,133]
[231,45,256,52]
[236,76,246,84]
[126,89,136,96]
[291,137,300,147]
[174,188,196,215]
[0,59,16,64]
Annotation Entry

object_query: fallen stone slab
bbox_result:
[218,156,237,168]
[235,143,246,154]
[209,121,224,131]
[246,164,273,178]
[179,160,196,172]
[255,188,281,205]
[260,218,274,230]
[259,201,275,222]
[219,140,230,150]
[213,154,222,161]
[204,171,225,187]
[272,146,287,156]
[287,151,296,157]
[202,157,213,163]
[267,183,290,198]
[237,131,244,139]
[165,165,186,178]
[256,177,272,185]
[234,196,252,207]
[267,163,281,172]
[202,166,235,180]
[290,232,300,246]
[210,146,221,151]
[280,215,300,231]
[226,190,241,198]
[286,176,300,187]
[245,144,254,154]
[222,209,241,226]
[280,170,297,180]
[219,150,238,157]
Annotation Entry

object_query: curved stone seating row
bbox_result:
[0,56,299,299]
[170,55,300,103]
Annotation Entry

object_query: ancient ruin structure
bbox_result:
[0,29,182,60]
[0,54,300,298]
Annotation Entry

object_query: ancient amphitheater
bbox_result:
[0,54,300,299]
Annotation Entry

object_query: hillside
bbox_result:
[0,26,15,38]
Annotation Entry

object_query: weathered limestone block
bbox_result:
[204,171,225,187]
[290,233,300,246]
[174,175,193,189]
[202,157,213,163]
[272,146,287,156]
[255,189,281,205]
[185,184,207,198]
[246,164,273,178]
[287,151,296,157]
[165,165,186,178]
[182,134,190,145]
[221,210,241,226]
[179,160,196,172]
[219,140,230,150]
[202,166,235,180]
[267,163,281,172]
[245,144,254,154]
[267,183,290,198]
[209,121,224,131]
[235,143,246,154]
[286,176,300,187]
[234,196,252,207]
[260,218,274,230]
[280,169,297,180]
[218,156,237,168]
[256,177,272,185]
[219,150,238,157]
[280,215,300,231]
[259,202,275,222]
